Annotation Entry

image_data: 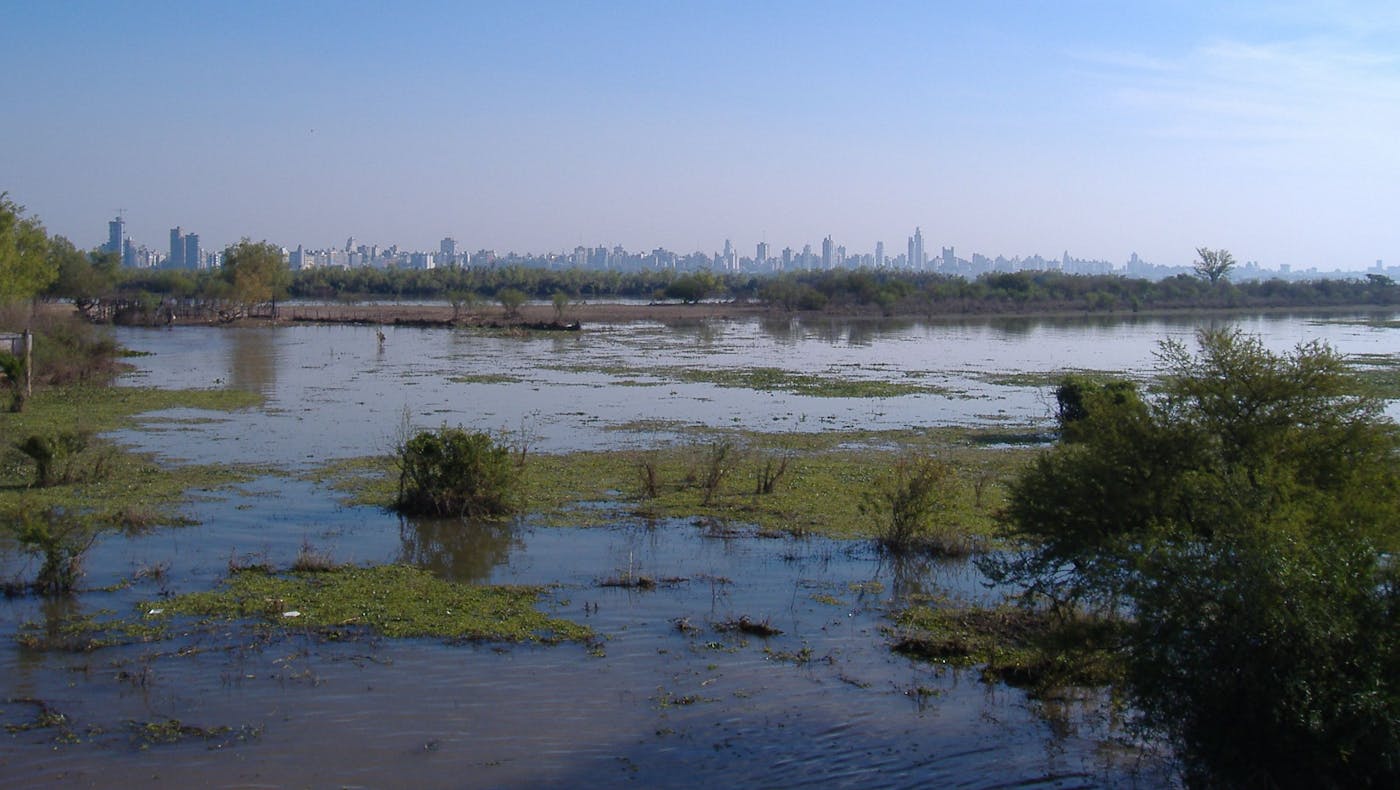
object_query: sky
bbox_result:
[3,0,1399,270]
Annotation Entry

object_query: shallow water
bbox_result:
[4,311,1396,786]
[108,310,1400,466]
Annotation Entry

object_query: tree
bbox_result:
[665,272,718,304]
[1192,246,1235,284]
[447,289,479,322]
[990,330,1400,786]
[551,290,571,323]
[45,237,119,317]
[220,239,290,319]
[0,193,55,304]
[496,287,527,319]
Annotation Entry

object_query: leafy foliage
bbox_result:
[14,430,92,487]
[394,427,521,518]
[0,350,23,411]
[495,287,527,319]
[8,506,97,595]
[0,193,55,303]
[862,456,970,555]
[220,239,290,317]
[990,330,1400,785]
[45,236,120,314]
[664,272,718,303]
[1192,246,1235,283]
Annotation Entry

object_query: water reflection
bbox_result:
[756,315,801,345]
[227,327,279,395]
[398,516,519,583]
[671,319,723,348]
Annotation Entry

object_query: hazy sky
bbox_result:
[3,1,1399,269]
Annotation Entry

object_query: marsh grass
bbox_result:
[0,385,265,530]
[546,361,958,397]
[715,615,782,637]
[890,603,1124,696]
[312,427,1032,543]
[290,541,340,573]
[125,718,261,750]
[150,564,593,644]
[15,608,169,651]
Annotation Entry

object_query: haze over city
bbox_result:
[3,1,1399,271]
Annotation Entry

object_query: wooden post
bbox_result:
[22,328,32,399]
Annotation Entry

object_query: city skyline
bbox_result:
[4,3,1400,270]
[100,209,1375,282]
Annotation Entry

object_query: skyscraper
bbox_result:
[875,241,885,268]
[106,216,125,255]
[169,227,184,268]
[821,236,834,269]
[184,233,201,269]
[907,227,926,270]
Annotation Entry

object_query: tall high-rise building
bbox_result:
[756,242,769,267]
[184,233,201,270]
[821,236,834,269]
[106,216,125,255]
[169,227,184,268]
[440,237,457,261]
[907,226,926,270]
[875,241,885,267]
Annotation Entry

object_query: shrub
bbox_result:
[14,430,92,487]
[394,427,520,518]
[753,454,788,495]
[0,350,22,411]
[991,330,1400,785]
[9,506,96,595]
[862,456,970,555]
[698,441,732,506]
[27,311,124,386]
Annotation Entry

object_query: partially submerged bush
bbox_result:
[862,456,972,556]
[394,426,520,518]
[8,506,97,595]
[992,330,1400,785]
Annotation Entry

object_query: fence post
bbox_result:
[22,328,32,399]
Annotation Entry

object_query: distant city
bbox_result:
[101,216,1388,283]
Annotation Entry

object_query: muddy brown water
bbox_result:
[4,312,1396,786]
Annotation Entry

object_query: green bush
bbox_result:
[9,506,96,595]
[14,430,93,487]
[861,456,970,556]
[990,330,1400,785]
[394,427,520,518]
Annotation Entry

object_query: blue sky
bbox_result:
[3,1,1399,269]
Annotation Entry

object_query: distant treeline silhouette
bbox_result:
[109,265,1400,317]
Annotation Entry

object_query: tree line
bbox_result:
[6,192,1400,321]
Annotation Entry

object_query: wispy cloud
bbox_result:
[1086,31,1400,166]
